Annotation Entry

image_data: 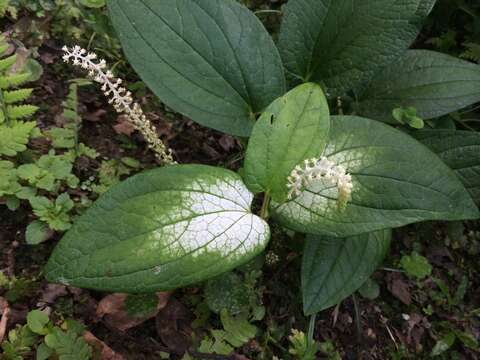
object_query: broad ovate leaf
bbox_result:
[357,50,480,123]
[244,83,330,202]
[45,165,270,292]
[277,0,426,96]
[417,0,437,17]
[272,116,479,237]
[411,129,480,205]
[107,0,285,136]
[302,229,391,315]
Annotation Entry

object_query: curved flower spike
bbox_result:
[62,45,175,164]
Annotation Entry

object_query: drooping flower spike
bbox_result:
[62,45,175,164]
[287,157,353,208]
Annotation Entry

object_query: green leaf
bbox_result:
[45,128,75,149]
[0,161,21,197]
[288,329,320,360]
[400,252,432,280]
[6,105,38,120]
[454,330,479,350]
[0,54,17,72]
[30,194,73,232]
[244,83,330,202]
[25,220,51,245]
[411,129,480,205]
[107,0,285,136]
[36,342,54,360]
[3,88,34,104]
[45,165,270,292]
[199,331,234,355]
[205,272,250,315]
[357,50,480,123]
[272,116,479,237]
[0,121,36,156]
[124,294,159,318]
[26,310,49,335]
[358,278,380,300]
[220,309,257,347]
[277,0,425,96]
[5,196,20,211]
[80,0,105,8]
[417,0,437,17]
[431,332,456,357]
[44,328,92,360]
[302,229,391,315]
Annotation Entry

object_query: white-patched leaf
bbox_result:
[45,165,270,292]
[272,116,479,237]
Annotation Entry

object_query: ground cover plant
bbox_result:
[1,0,480,359]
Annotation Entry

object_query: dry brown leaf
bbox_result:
[113,115,135,136]
[40,51,56,64]
[0,297,10,344]
[155,297,192,355]
[218,135,236,152]
[387,273,411,305]
[84,330,124,360]
[84,109,108,122]
[97,292,170,332]
[37,284,67,307]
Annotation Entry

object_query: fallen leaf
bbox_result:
[218,135,236,152]
[387,273,411,305]
[113,115,135,136]
[155,297,192,355]
[40,51,56,64]
[37,284,67,307]
[84,109,108,122]
[84,330,124,360]
[0,297,10,344]
[97,292,170,332]
[9,47,30,74]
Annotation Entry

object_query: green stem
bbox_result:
[254,9,282,16]
[260,193,271,220]
[456,118,476,132]
[0,86,9,126]
[307,314,317,346]
[352,294,362,343]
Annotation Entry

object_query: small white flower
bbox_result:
[62,45,175,164]
[286,156,353,208]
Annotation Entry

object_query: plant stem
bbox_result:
[456,118,476,132]
[352,293,362,343]
[307,313,317,345]
[0,87,9,126]
[254,9,282,16]
[260,193,271,220]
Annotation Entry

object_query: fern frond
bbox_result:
[6,104,38,119]
[0,72,31,89]
[4,88,34,104]
[0,37,36,127]
[0,54,16,72]
[0,121,37,156]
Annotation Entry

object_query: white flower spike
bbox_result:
[287,157,353,208]
[62,45,175,164]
